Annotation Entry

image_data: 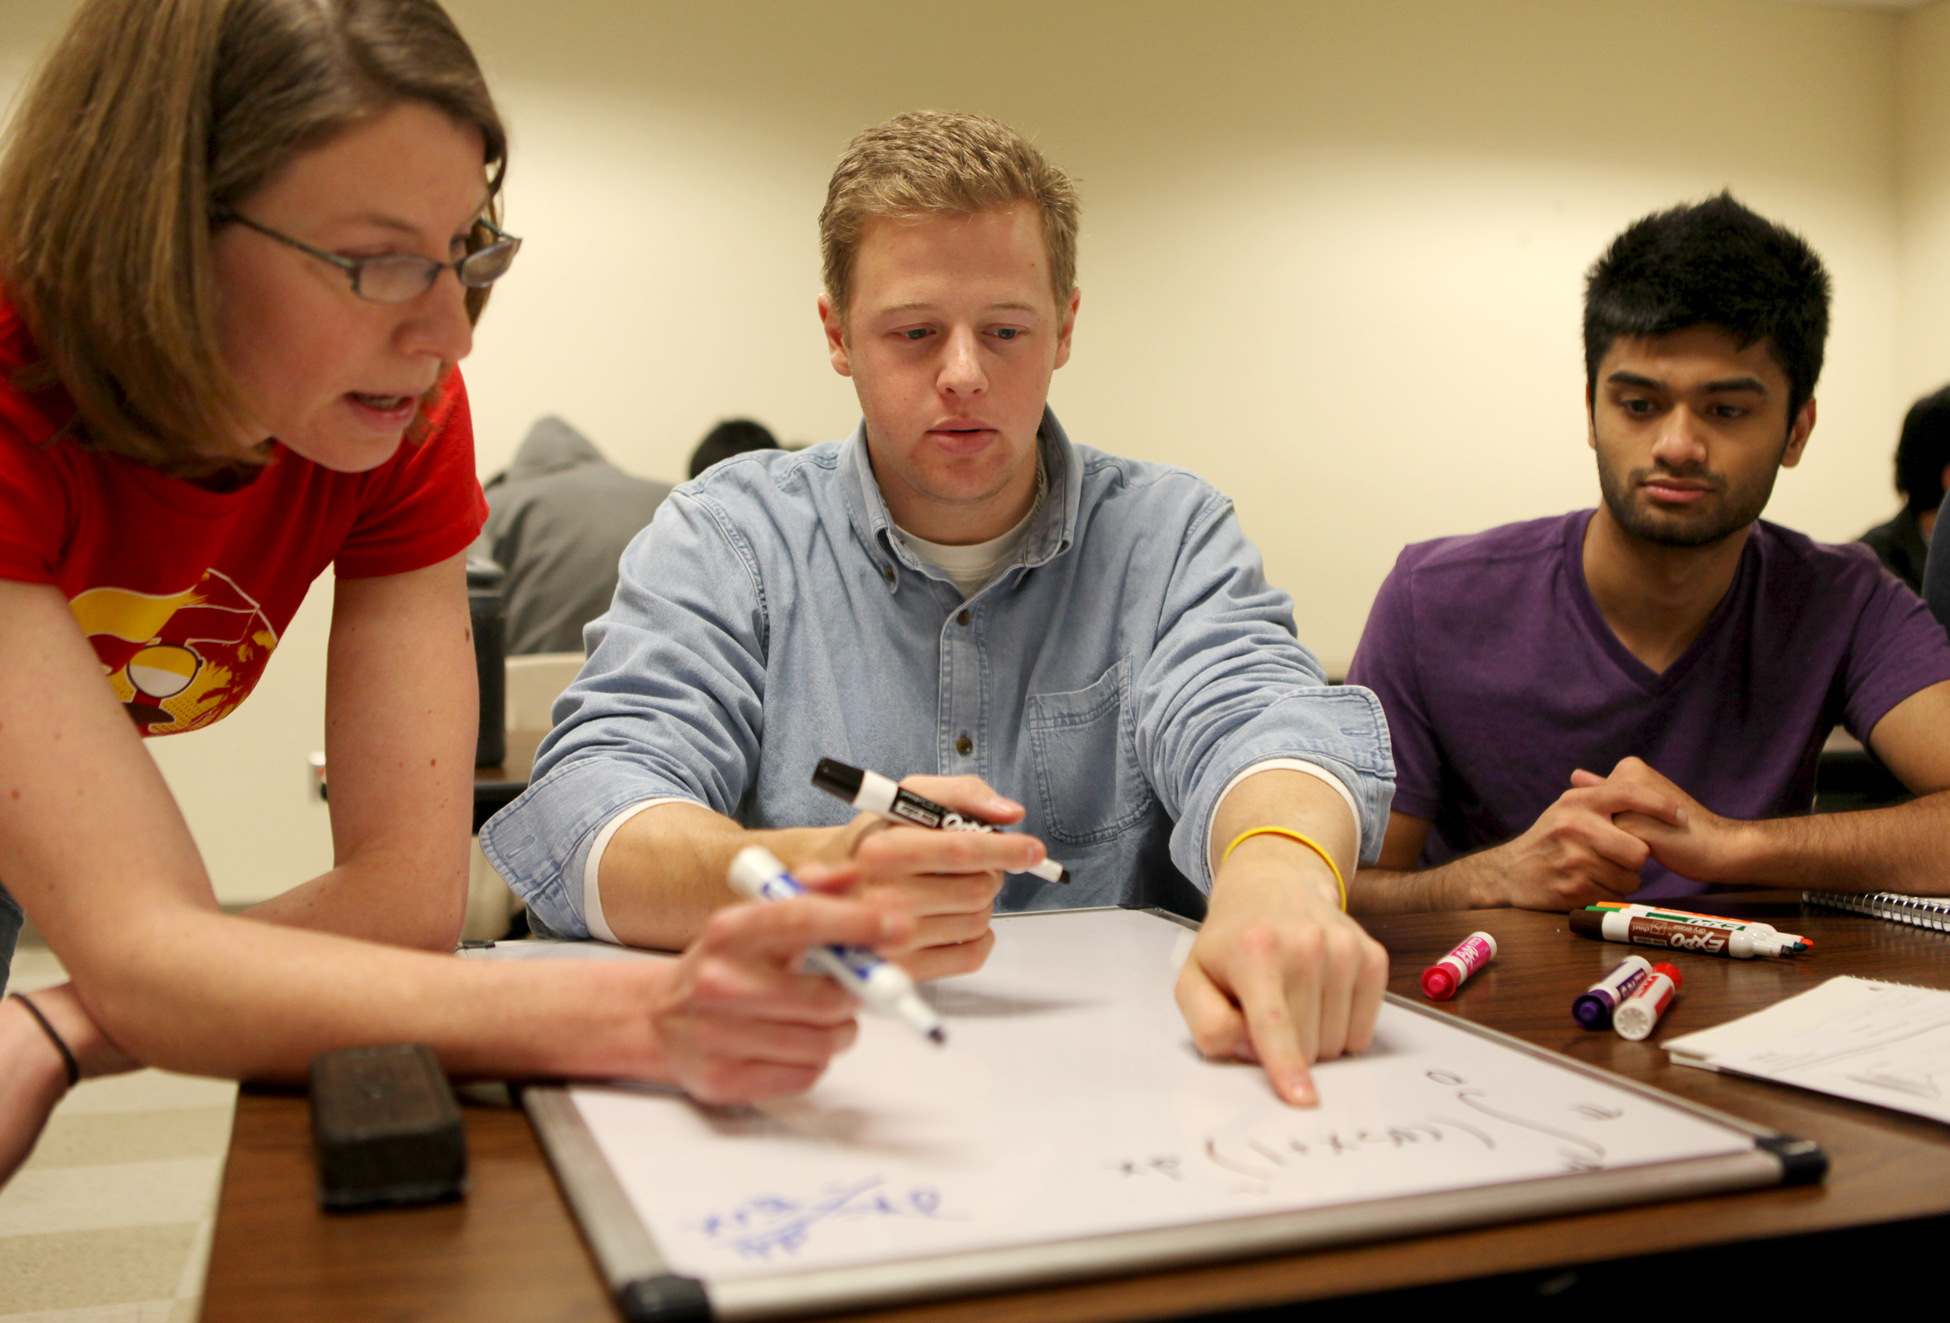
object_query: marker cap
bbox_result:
[1028,857,1071,886]
[727,845,794,900]
[1571,954,1652,1030]
[812,759,866,803]
[1613,962,1683,1041]
[1420,932,1496,1001]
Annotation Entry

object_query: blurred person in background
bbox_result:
[1859,384,1950,594]
[688,417,779,479]
[475,415,672,654]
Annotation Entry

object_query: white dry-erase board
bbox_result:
[524,908,1823,1322]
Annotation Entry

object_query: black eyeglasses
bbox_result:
[213,209,522,304]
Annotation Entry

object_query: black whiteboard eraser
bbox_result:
[308,1044,467,1210]
[618,1273,712,1322]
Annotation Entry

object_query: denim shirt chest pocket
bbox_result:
[1026,656,1153,846]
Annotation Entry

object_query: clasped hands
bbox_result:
[1487,756,1745,909]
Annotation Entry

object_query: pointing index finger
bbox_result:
[1227,940,1320,1107]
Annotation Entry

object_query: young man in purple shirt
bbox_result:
[1347,194,1950,912]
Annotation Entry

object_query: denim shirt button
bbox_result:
[956,610,971,627]
[956,734,973,756]
[881,565,895,584]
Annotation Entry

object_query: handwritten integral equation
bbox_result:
[691,1068,1639,1263]
[1127,1069,1629,1189]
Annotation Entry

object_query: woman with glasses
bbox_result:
[0,0,902,1184]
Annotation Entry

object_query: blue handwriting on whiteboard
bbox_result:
[691,1178,948,1258]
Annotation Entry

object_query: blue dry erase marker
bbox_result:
[727,846,946,1045]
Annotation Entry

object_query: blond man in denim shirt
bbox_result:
[484,112,1395,1106]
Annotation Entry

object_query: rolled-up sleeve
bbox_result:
[1133,493,1395,895]
[477,488,769,936]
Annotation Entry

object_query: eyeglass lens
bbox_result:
[458,241,519,288]
[353,240,519,303]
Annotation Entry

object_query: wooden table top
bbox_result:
[200,894,1950,1323]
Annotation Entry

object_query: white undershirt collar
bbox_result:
[892,466,1047,598]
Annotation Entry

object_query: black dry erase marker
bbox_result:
[812,759,1070,885]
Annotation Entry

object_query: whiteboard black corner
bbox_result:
[1757,1134,1828,1187]
[619,1273,712,1323]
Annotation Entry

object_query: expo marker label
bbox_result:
[1590,902,1810,953]
[1569,908,1798,959]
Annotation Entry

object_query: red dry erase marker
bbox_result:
[1421,931,1497,1001]
[1613,962,1682,1041]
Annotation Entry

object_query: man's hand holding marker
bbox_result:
[805,761,1059,982]
[815,761,1070,884]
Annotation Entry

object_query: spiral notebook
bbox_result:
[1802,891,1950,933]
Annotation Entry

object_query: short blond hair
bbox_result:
[0,0,505,474]
[819,110,1080,321]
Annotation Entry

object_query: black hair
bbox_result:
[1896,384,1950,514]
[688,418,779,479]
[1583,192,1831,426]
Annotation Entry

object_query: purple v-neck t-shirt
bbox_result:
[1347,511,1950,900]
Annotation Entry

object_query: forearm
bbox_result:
[1350,855,1501,916]
[69,907,671,1083]
[596,802,839,950]
[244,842,467,950]
[1708,792,1950,894]
[279,557,475,949]
[1208,769,1358,908]
[0,997,74,1184]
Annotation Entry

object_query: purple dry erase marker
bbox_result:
[1572,954,1653,1030]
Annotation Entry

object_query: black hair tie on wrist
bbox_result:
[11,992,80,1088]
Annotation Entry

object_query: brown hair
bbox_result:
[0,0,505,473]
[819,110,1080,322]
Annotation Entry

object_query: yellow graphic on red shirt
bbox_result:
[68,571,278,735]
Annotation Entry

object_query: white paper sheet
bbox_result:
[1667,975,1950,1125]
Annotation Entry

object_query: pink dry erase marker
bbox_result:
[1421,931,1497,1001]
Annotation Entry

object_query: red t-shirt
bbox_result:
[0,295,487,737]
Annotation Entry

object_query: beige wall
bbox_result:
[1900,0,1950,404]
[1,0,1944,902]
[453,0,1909,656]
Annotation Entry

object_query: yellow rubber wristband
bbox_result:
[1221,827,1348,911]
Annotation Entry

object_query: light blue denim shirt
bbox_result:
[480,411,1394,936]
